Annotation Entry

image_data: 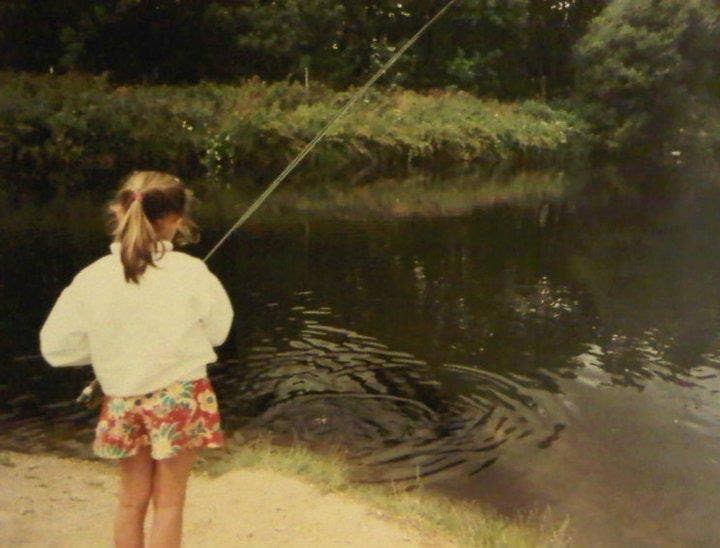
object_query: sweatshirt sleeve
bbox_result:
[191,263,234,347]
[39,275,92,367]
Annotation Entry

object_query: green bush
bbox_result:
[0,72,591,201]
[574,0,720,165]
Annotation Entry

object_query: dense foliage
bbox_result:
[0,0,604,98]
[0,72,590,202]
[574,0,720,165]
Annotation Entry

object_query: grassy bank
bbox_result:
[0,72,591,202]
[196,437,570,547]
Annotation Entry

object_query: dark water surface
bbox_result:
[2,185,720,545]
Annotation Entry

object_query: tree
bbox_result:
[0,0,610,99]
[574,0,720,164]
[0,1,86,72]
[524,0,607,98]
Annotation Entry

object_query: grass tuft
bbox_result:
[196,437,571,547]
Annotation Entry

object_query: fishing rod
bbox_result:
[76,0,460,408]
[203,0,460,262]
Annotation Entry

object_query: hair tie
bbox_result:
[132,191,143,203]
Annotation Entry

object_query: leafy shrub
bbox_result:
[574,0,720,164]
[0,72,591,202]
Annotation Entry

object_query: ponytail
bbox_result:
[116,193,158,283]
[107,171,196,284]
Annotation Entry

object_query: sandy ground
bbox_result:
[0,451,452,547]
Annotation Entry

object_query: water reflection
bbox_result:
[211,293,567,484]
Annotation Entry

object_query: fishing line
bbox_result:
[203,0,460,262]
[76,0,460,406]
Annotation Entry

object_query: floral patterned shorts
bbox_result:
[93,376,224,460]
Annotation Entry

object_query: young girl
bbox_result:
[39,170,234,548]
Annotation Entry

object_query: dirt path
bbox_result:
[0,451,452,547]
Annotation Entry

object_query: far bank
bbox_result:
[0,72,591,205]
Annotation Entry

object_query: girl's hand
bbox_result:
[76,379,104,409]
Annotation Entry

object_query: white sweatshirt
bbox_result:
[39,240,234,397]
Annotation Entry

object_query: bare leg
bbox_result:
[148,449,197,548]
[115,445,154,548]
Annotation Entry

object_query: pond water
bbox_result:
[2,179,720,545]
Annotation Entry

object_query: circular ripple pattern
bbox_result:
[210,295,568,485]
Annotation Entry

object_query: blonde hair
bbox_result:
[107,171,198,283]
